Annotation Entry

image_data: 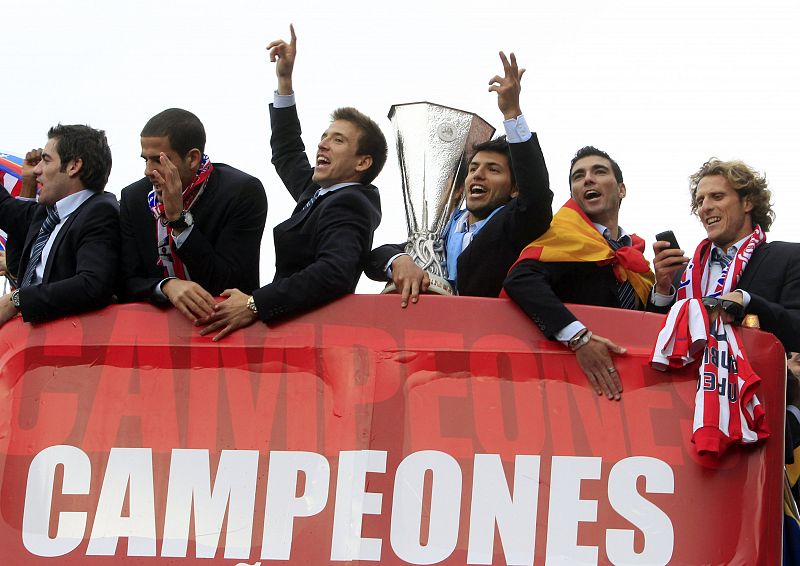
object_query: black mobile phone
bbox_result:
[655,230,680,250]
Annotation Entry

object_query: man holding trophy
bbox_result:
[366,52,553,306]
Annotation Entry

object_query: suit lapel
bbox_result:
[41,194,95,283]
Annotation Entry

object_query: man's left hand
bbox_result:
[0,293,20,328]
[717,290,744,324]
[150,153,184,221]
[198,288,258,341]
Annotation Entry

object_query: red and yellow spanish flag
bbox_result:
[507,199,655,305]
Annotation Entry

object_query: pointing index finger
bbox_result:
[290,23,297,46]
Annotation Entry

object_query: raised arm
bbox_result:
[267,24,296,96]
[489,51,524,120]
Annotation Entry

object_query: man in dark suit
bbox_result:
[199,25,384,340]
[119,108,267,322]
[0,124,119,325]
[650,158,800,352]
[503,147,655,400]
[365,51,553,306]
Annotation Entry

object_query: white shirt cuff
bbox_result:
[651,286,676,307]
[555,321,586,345]
[154,277,175,301]
[385,252,409,278]
[273,91,296,108]
[502,114,532,143]
[738,289,751,308]
[171,224,193,248]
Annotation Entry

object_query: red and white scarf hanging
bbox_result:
[651,226,769,456]
[147,154,214,280]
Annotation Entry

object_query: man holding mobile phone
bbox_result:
[649,158,800,352]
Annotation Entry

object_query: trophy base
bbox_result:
[381,274,454,296]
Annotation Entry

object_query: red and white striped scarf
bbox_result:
[147,155,214,280]
[651,226,769,456]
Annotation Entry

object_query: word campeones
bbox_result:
[23,447,675,564]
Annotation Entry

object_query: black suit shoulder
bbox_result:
[259,185,381,322]
[739,240,800,351]
[18,191,120,323]
[118,164,267,300]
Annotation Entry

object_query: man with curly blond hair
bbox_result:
[650,158,800,351]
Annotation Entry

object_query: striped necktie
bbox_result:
[605,234,638,310]
[301,188,322,212]
[711,247,733,269]
[20,206,60,288]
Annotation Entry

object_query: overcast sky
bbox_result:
[4,0,798,293]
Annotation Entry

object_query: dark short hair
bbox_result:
[470,136,515,185]
[689,158,774,232]
[140,108,206,157]
[47,124,112,192]
[569,146,623,186]
[330,107,387,184]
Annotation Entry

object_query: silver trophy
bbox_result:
[386,102,495,295]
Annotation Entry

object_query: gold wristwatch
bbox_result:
[246,295,258,316]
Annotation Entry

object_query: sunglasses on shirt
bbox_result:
[700,296,745,321]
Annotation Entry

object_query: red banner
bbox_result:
[0,296,785,564]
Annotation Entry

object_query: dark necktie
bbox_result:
[711,247,733,270]
[301,188,322,212]
[605,235,638,310]
[20,206,60,288]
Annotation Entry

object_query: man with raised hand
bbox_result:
[365,51,553,306]
[650,158,800,352]
[503,146,656,400]
[0,124,119,326]
[199,25,385,340]
[119,108,267,322]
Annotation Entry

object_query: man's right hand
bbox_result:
[162,279,216,322]
[267,24,297,95]
[390,255,430,308]
[575,333,625,400]
[489,51,525,120]
[21,148,42,198]
[652,240,689,295]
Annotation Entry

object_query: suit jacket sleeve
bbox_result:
[253,189,380,322]
[364,242,406,282]
[503,258,578,339]
[0,187,39,243]
[118,189,162,302]
[18,195,120,323]
[746,246,800,352]
[506,134,553,245]
[269,103,315,202]
[174,176,268,295]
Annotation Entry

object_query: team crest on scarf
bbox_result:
[651,225,769,456]
[147,154,214,280]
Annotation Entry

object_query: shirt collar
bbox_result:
[453,205,505,234]
[317,182,362,197]
[593,222,630,245]
[712,234,750,257]
[54,189,94,220]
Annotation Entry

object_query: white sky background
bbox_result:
[3,0,799,294]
